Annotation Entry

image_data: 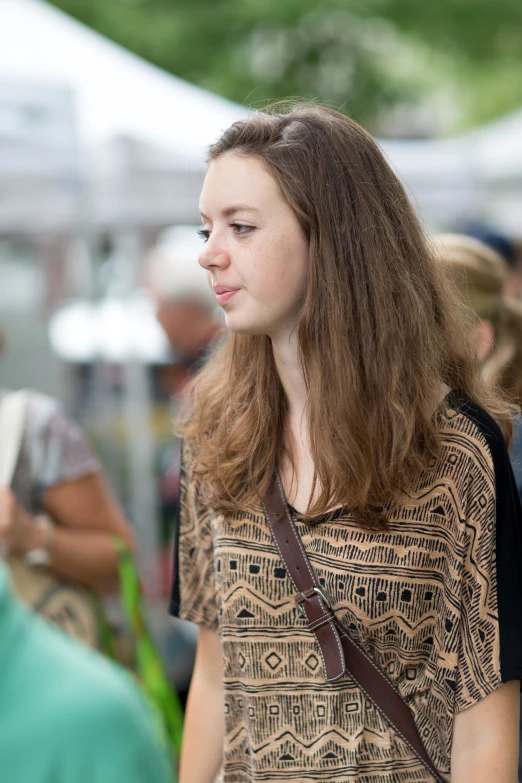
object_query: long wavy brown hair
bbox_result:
[180,102,515,527]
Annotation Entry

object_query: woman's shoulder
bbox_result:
[25,390,64,418]
[0,388,65,435]
[22,392,79,449]
[180,430,214,467]
[439,390,510,474]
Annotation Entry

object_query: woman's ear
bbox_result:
[475,319,495,360]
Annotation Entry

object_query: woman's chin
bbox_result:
[224,313,268,337]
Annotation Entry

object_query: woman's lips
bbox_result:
[214,287,240,306]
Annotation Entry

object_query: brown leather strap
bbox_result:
[262,471,446,783]
[263,472,345,681]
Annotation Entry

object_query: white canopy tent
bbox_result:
[2,0,522,236]
[380,136,482,231]
[464,110,522,237]
[0,0,247,165]
[0,79,82,233]
[0,0,250,230]
[88,135,205,228]
[0,79,82,401]
[0,0,486,233]
[6,0,515,237]
[470,109,522,183]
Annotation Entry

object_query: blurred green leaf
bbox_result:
[48,0,522,134]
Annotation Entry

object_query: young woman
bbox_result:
[170,104,522,783]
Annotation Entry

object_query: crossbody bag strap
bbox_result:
[262,471,345,681]
[262,471,446,783]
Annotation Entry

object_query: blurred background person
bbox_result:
[142,226,222,706]
[500,298,522,408]
[0,372,134,596]
[464,225,522,301]
[143,224,220,560]
[498,297,522,511]
[434,234,511,387]
[0,558,174,783]
[145,225,220,398]
[0,329,135,647]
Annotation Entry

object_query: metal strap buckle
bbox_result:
[294,586,331,616]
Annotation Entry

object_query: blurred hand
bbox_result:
[0,488,41,556]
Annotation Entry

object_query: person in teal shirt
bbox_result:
[0,561,174,783]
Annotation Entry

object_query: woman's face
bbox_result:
[198,153,309,338]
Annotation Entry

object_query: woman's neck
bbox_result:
[271,330,307,423]
[271,330,316,510]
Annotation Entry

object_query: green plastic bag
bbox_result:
[103,538,184,765]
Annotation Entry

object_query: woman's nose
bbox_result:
[198,238,230,271]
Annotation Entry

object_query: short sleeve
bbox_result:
[25,394,100,504]
[455,401,522,712]
[169,440,219,631]
[11,393,100,513]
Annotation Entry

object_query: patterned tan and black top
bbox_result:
[170,393,522,782]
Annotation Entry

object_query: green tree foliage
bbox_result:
[48,0,522,133]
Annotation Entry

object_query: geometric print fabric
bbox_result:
[172,395,522,782]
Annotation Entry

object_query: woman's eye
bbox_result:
[231,223,254,236]
[197,229,210,243]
